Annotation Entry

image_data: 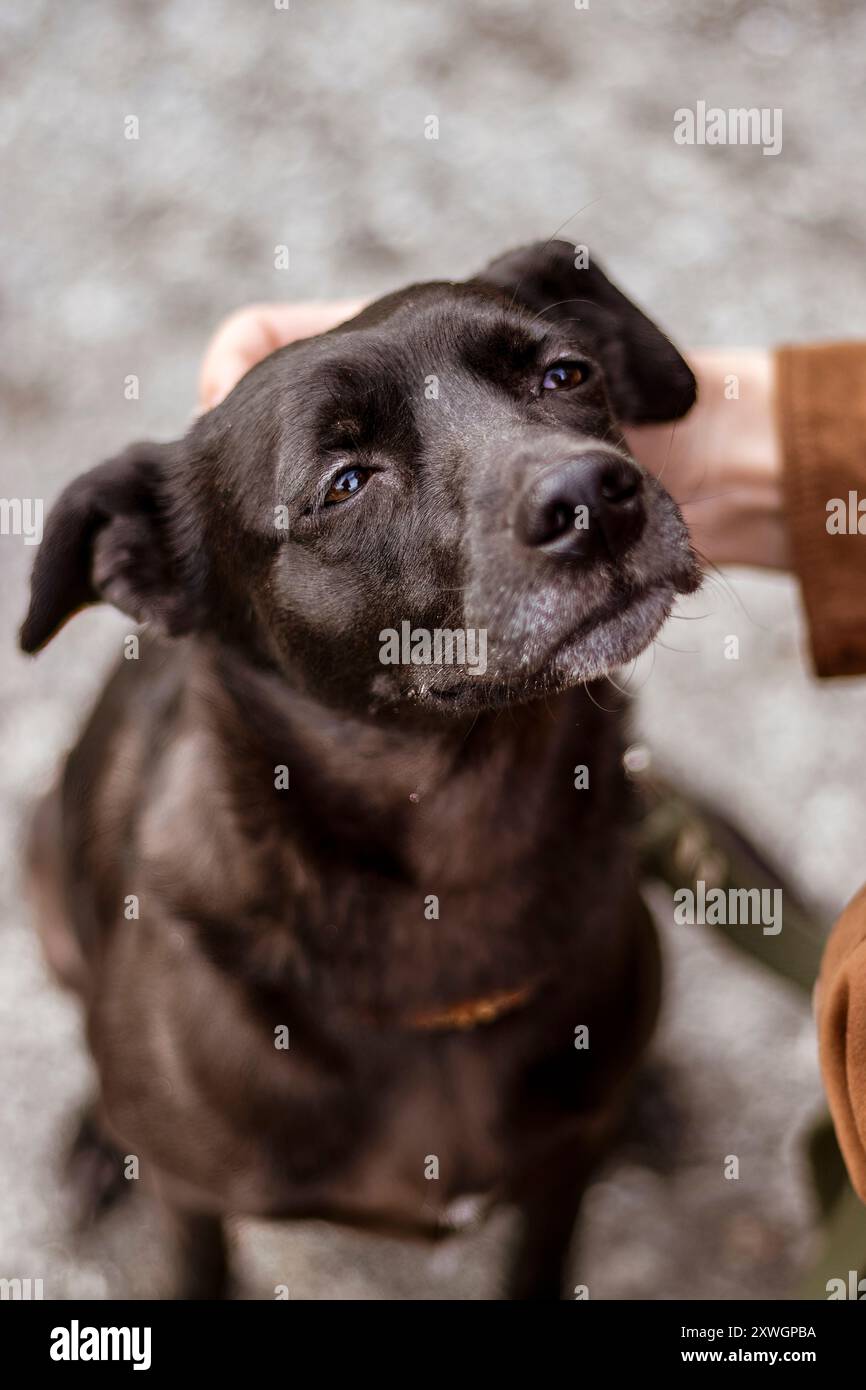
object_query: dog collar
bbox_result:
[403,979,541,1032]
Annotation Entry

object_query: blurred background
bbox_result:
[1,0,865,1299]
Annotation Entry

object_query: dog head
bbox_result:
[21,241,700,715]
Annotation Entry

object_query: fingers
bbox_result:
[197,305,274,414]
[197,299,367,412]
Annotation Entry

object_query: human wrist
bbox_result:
[689,349,789,570]
[627,348,790,571]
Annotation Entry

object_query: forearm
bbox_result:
[626,349,790,570]
[634,341,866,679]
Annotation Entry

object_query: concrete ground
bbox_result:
[2,0,865,1298]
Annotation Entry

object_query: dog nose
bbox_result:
[515,451,645,560]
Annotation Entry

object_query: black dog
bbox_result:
[21,241,699,1299]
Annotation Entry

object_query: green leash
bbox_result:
[634,763,866,1300]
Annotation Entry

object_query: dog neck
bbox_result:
[194,637,584,819]
[176,638,627,1023]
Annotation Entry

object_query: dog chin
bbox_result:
[418,581,682,713]
[547,580,678,684]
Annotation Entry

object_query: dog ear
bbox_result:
[20,440,203,654]
[473,240,696,424]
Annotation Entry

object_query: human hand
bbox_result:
[625,349,788,570]
[197,300,366,413]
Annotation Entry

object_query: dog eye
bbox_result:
[541,361,590,391]
[324,465,370,505]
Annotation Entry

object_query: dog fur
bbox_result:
[21,241,699,1299]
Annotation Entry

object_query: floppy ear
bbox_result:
[473,239,696,424]
[20,441,202,654]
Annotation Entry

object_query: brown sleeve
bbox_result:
[777,343,866,677]
[782,347,866,1194]
[817,884,866,1202]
